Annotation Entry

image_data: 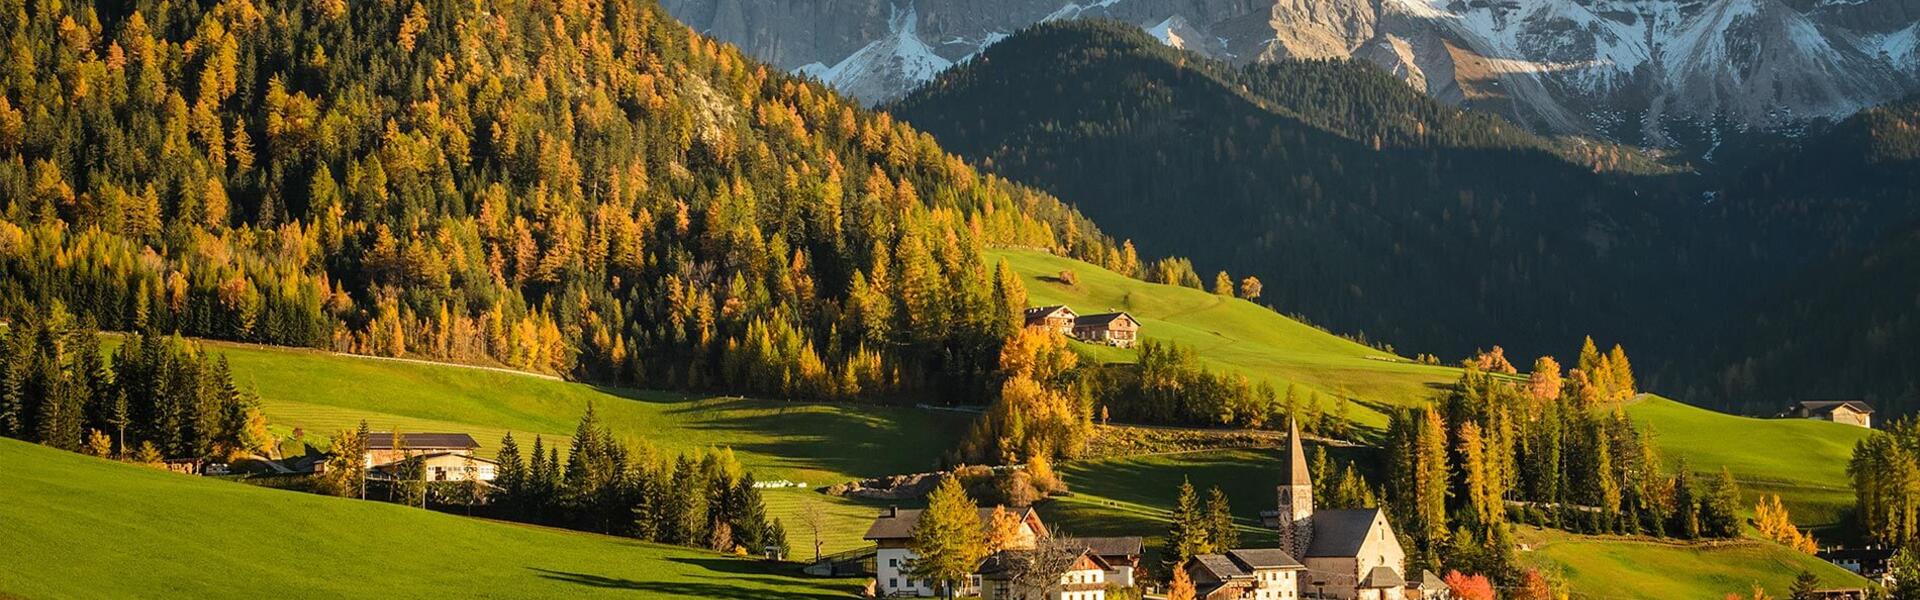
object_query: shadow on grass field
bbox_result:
[0,438,863,599]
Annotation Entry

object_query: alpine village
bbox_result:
[2,0,1920,599]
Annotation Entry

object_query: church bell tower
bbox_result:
[1277,418,1314,558]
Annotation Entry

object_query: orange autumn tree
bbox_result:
[1167,562,1197,600]
[1467,346,1518,374]
[1445,571,1496,600]
[1527,356,1563,403]
[1513,569,1556,600]
[984,505,1026,553]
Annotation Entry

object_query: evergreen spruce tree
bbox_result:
[1788,570,1819,600]
[1700,467,1742,538]
[1205,486,1238,552]
[732,474,772,554]
[496,432,526,517]
[527,435,550,520]
[1165,477,1208,569]
[768,517,790,559]
[1670,459,1701,539]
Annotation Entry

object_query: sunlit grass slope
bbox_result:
[199,341,960,484]
[994,248,1462,427]
[129,339,960,554]
[0,437,858,599]
[1517,526,1867,599]
[1626,395,1871,527]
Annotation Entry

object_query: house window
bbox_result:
[887,578,897,589]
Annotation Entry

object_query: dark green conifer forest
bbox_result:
[892,20,1920,415]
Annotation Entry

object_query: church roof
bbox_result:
[1305,509,1386,558]
[1359,565,1406,588]
[1414,570,1448,590]
[1285,418,1310,488]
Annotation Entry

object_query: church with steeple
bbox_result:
[1269,419,1411,600]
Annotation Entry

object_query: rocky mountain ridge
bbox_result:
[664,0,1920,143]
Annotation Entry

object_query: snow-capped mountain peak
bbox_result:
[670,0,1920,140]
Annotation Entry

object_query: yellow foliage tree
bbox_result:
[1168,562,1197,600]
[1754,495,1818,554]
[1527,356,1563,403]
[983,505,1025,553]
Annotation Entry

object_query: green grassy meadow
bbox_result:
[126,338,958,554]
[1626,395,1871,527]
[13,249,1870,598]
[1517,527,1865,599]
[994,249,1461,428]
[0,437,859,599]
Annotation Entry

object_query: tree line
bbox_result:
[1381,356,1741,585]
[1,315,271,462]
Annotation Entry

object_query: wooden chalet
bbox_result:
[1787,401,1874,428]
[1072,312,1138,348]
[1024,305,1078,336]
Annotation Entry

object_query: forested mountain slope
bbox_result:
[894,21,1920,414]
[0,0,1139,403]
[1681,98,1920,413]
[893,20,1697,367]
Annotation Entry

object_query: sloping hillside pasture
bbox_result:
[1516,526,1865,599]
[0,438,858,599]
[994,248,1461,428]
[106,337,961,554]
[1626,395,1870,527]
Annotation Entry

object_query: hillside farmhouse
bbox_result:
[1073,313,1139,348]
[1185,549,1304,600]
[864,506,1047,597]
[1786,401,1874,428]
[362,433,495,482]
[1023,305,1141,348]
[1025,305,1078,336]
[1819,546,1895,586]
[365,432,481,466]
[979,546,1111,600]
[372,452,500,482]
[1081,536,1145,587]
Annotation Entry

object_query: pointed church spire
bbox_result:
[1287,418,1311,487]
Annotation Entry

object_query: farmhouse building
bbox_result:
[1185,549,1306,600]
[978,546,1110,600]
[1072,312,1139,348]
[364,432,482,467]
[1819,546,1895,586]
[372,451,499,482]
[1273,419,1410,600]
[863,505,1047,597]
[1025,305,1078,336]
[1080,536,1145,587]
[1787,401,1874,428]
